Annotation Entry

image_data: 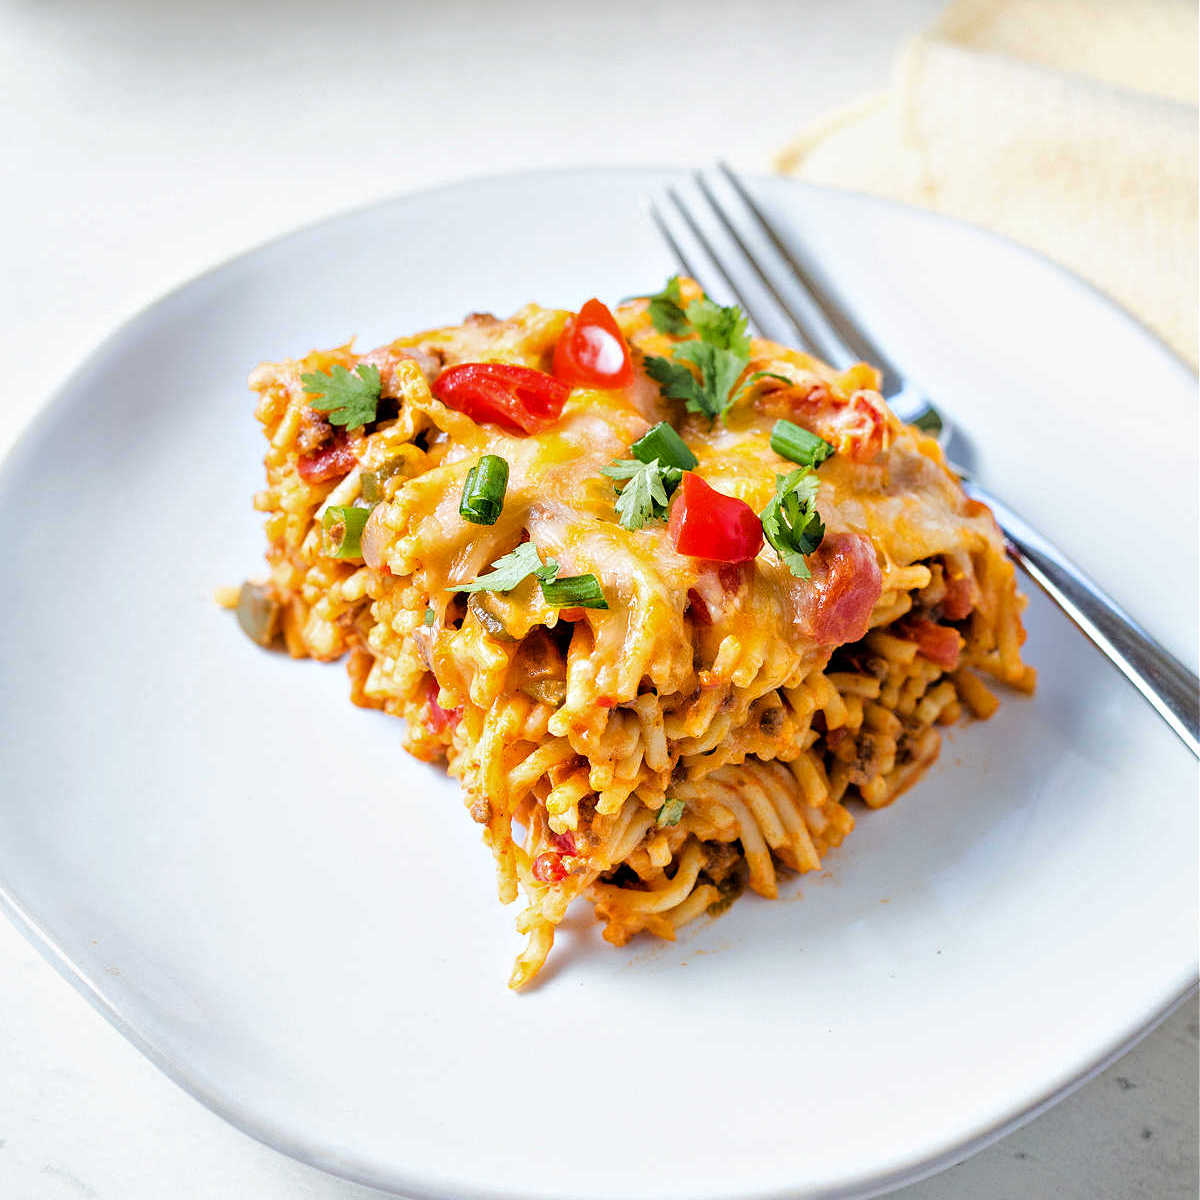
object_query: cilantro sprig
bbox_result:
[458,543,607,609]
[301,363,382,428]
[760,467,826,579]
[643,355,713,418]
[642,277,769,421]
[602,457,678,529]
[459,543,559,594]
[601,420,698,531]
[681,296,750,354]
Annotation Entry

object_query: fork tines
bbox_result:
[653,167,907,372]
[648,164,929,426]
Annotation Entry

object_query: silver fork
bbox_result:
[648,165,1199,758]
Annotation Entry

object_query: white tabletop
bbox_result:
[1,1,1195,1196]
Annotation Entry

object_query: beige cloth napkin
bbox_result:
[776,0,1198,366]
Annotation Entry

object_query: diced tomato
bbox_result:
[755,380,890,462]
[424,679,461,733]
[431,363,569,434]
[297,432,356,484]
[549,830,577,856]
[941,571,978,621]
[553,299,633,388]
[686,587,713,626]
[899,617,963,671]
[717,562,747,593]
[532,852,568,884]
[794,532,883,646]
[669,473,764,564]
[839,391,889,459]
[687,562,746,626]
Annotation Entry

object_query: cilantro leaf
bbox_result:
[657,798,685,827]
[601,457,680,530]
[760,467,826,579]
[300,363,382,428]
[459,543,560,594]
[646,276,690,335]
[684,298,750,355]
[642,277,758,422]
[643,354,709,414]
[674,341,750,420]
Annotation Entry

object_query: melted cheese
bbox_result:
[352,296,1009,721]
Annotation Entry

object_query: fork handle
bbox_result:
[962,481,1199,757]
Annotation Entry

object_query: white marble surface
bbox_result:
[0,1,1195,1196]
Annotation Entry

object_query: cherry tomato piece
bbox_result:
[668,472,764,564]
[552,299,633,388]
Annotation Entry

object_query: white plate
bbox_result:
[0,169,1196,1200]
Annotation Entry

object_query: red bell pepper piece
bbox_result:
[669,472,763,564]
[432,363,569,434]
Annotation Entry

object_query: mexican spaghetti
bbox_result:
[233,278,1034,988]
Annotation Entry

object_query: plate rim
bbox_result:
[1,165,1196,1200]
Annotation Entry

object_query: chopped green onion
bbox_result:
[322,505,371,559]
[657,798,685,827]
[770,419,834,467]
[539,573,608,610]
[631,421,698,471]
[459,454,509,525]
[423,607,437,626]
